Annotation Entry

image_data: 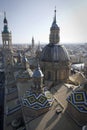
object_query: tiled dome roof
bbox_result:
[22,89,53,110]
[40,43,70,62]
[33,65,44,78]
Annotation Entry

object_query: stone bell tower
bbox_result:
[2,12,14,84]
[2,13,20,130]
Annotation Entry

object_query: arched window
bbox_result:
[6,40,8,45]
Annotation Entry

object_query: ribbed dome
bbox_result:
[40,43,70,62]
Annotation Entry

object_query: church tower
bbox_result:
[2,13,16,97]
[2,13,20,130]
[32,37,34,48]
[49,8,60,44]
[2,12,14,69]
[2,13,15,90]
[2,12,13,51]
[2,13,16,100]
[31,37,35,57]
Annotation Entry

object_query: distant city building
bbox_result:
[31,37,35,57]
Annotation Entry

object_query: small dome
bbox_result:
[18,52,22,58]
[22,55,28,63]
[33,65,44,78]
[40,43,70,62]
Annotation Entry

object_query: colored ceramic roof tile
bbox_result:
[67,90,87,113]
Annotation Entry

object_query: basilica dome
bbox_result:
[40,43,70,62]
[40,9,70,83]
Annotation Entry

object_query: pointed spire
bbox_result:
[51,7,58,27]
[4,12,6,18]
[49,7,60,44]
[3,12,8,24]
[2,12,9,33]
[32,36,34,41]
[53,6,56,24]
[32,36,34,47]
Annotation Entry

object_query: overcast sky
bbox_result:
[0,0,87,44]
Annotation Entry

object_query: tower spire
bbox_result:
[3,12,8,24]
[53,6,56,24]
[3,12,9,33]
[32,36,34,47]
[4,12,6,18]
[2,12,13,51]
[49,8,60,44]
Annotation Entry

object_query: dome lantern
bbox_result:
[49,8,60,44]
